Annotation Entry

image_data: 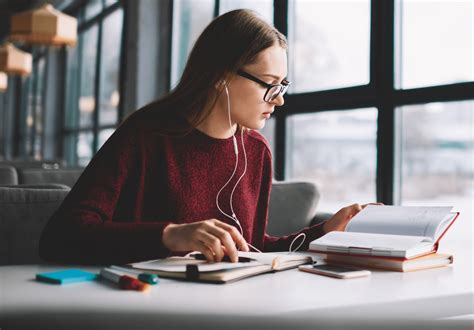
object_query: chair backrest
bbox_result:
[0,185,70,265]
[0,160,65,169]
[17,168,84,188]
[0,165,18,185]
[267,181,320,236]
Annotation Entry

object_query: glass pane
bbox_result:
[64,132,77,166]
[77,131,94,167]
[85,0,103,21]
[219,0,273,24]
[78,26,98,128]
[397,101,473,245]
[105,0,119,6]
[259,117,276,159]
[65,45,80,129]
[34,57,46,159]
[288,0,370,93]
[287,108,377,212]
[99,8,123,126]
[395,0,473,89]
[24,75,34,157]
[171,0,214,88]
[98,128,115,150]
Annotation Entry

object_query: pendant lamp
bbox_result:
[0,72,7,92]
[10,4,77,47]
[0,43,32,76]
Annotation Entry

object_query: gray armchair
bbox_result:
[0,185,70,265]
[267,180,321,236]
[0,162,84,188]
[0,165,18,185]
[16,167,83,188]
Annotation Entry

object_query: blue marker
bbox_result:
[109,265,159,285]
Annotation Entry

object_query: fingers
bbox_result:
[169,219,249,263]
[193,240,215,263]
[197,230,226,262]
[213,220,249,252]
[342,203,362,217]
[198,220,248,263]
[205,226,238,262]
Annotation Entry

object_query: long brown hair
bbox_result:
[134,9,287,135]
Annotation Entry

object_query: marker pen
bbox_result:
[100,268,150,291]
[109,265,159,285]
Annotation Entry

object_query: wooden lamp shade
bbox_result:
[0,43,32,76]
[10,4,77,47]
[0,72,7,92]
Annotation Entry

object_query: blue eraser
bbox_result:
[36,269,98,284]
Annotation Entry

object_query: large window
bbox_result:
[395,0,473,89]
[287,109,377,211]
[63,0,123,166]
[171,0,214,88]
[288,0,370,93]
[219,0,273,23]
[396,100,473,220]
[171,0,473,224]
[16,48,47,159]
[171,0,275,87]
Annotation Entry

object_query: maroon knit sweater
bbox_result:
[39,112,325,264]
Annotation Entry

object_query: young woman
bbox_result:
[40,9,370,265]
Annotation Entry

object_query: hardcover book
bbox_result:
[309,206,459,259]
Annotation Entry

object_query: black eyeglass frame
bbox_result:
[236,69,291,102]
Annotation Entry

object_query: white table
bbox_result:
[1,220,473,329]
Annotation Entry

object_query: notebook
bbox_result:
[128,251,313,284]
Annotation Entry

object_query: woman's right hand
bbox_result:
[162,219,249,263]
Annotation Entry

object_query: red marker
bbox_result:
[100,267,150,292]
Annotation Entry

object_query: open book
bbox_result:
[309,205,459,259]
[128,252,313,284]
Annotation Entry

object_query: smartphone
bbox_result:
[298,263,371,279]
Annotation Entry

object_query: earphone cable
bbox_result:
[216,84,304,254]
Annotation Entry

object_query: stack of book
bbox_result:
[309,205,459,272]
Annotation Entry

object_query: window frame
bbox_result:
[175,0,473,205]
[62,0,124,165]
[271,0,473,205]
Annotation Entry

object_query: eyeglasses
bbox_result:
[237,70,291,103]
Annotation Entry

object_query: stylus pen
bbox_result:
[109,265,159,285]
[100,268,150,292]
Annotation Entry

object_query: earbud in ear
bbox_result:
[222,80,227,86]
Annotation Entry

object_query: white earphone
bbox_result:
[215,83,306,254]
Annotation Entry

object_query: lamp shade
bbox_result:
[0,43,32,76]
[10,4,77,47]
[0,72,7,92]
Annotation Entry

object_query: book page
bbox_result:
[425,212,458,242]
[345,205,453,238]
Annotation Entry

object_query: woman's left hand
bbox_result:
[322,203,383,233]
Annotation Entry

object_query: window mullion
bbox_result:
[372,0,396,204]
[273,0,288,180]
[93,15,103,154]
